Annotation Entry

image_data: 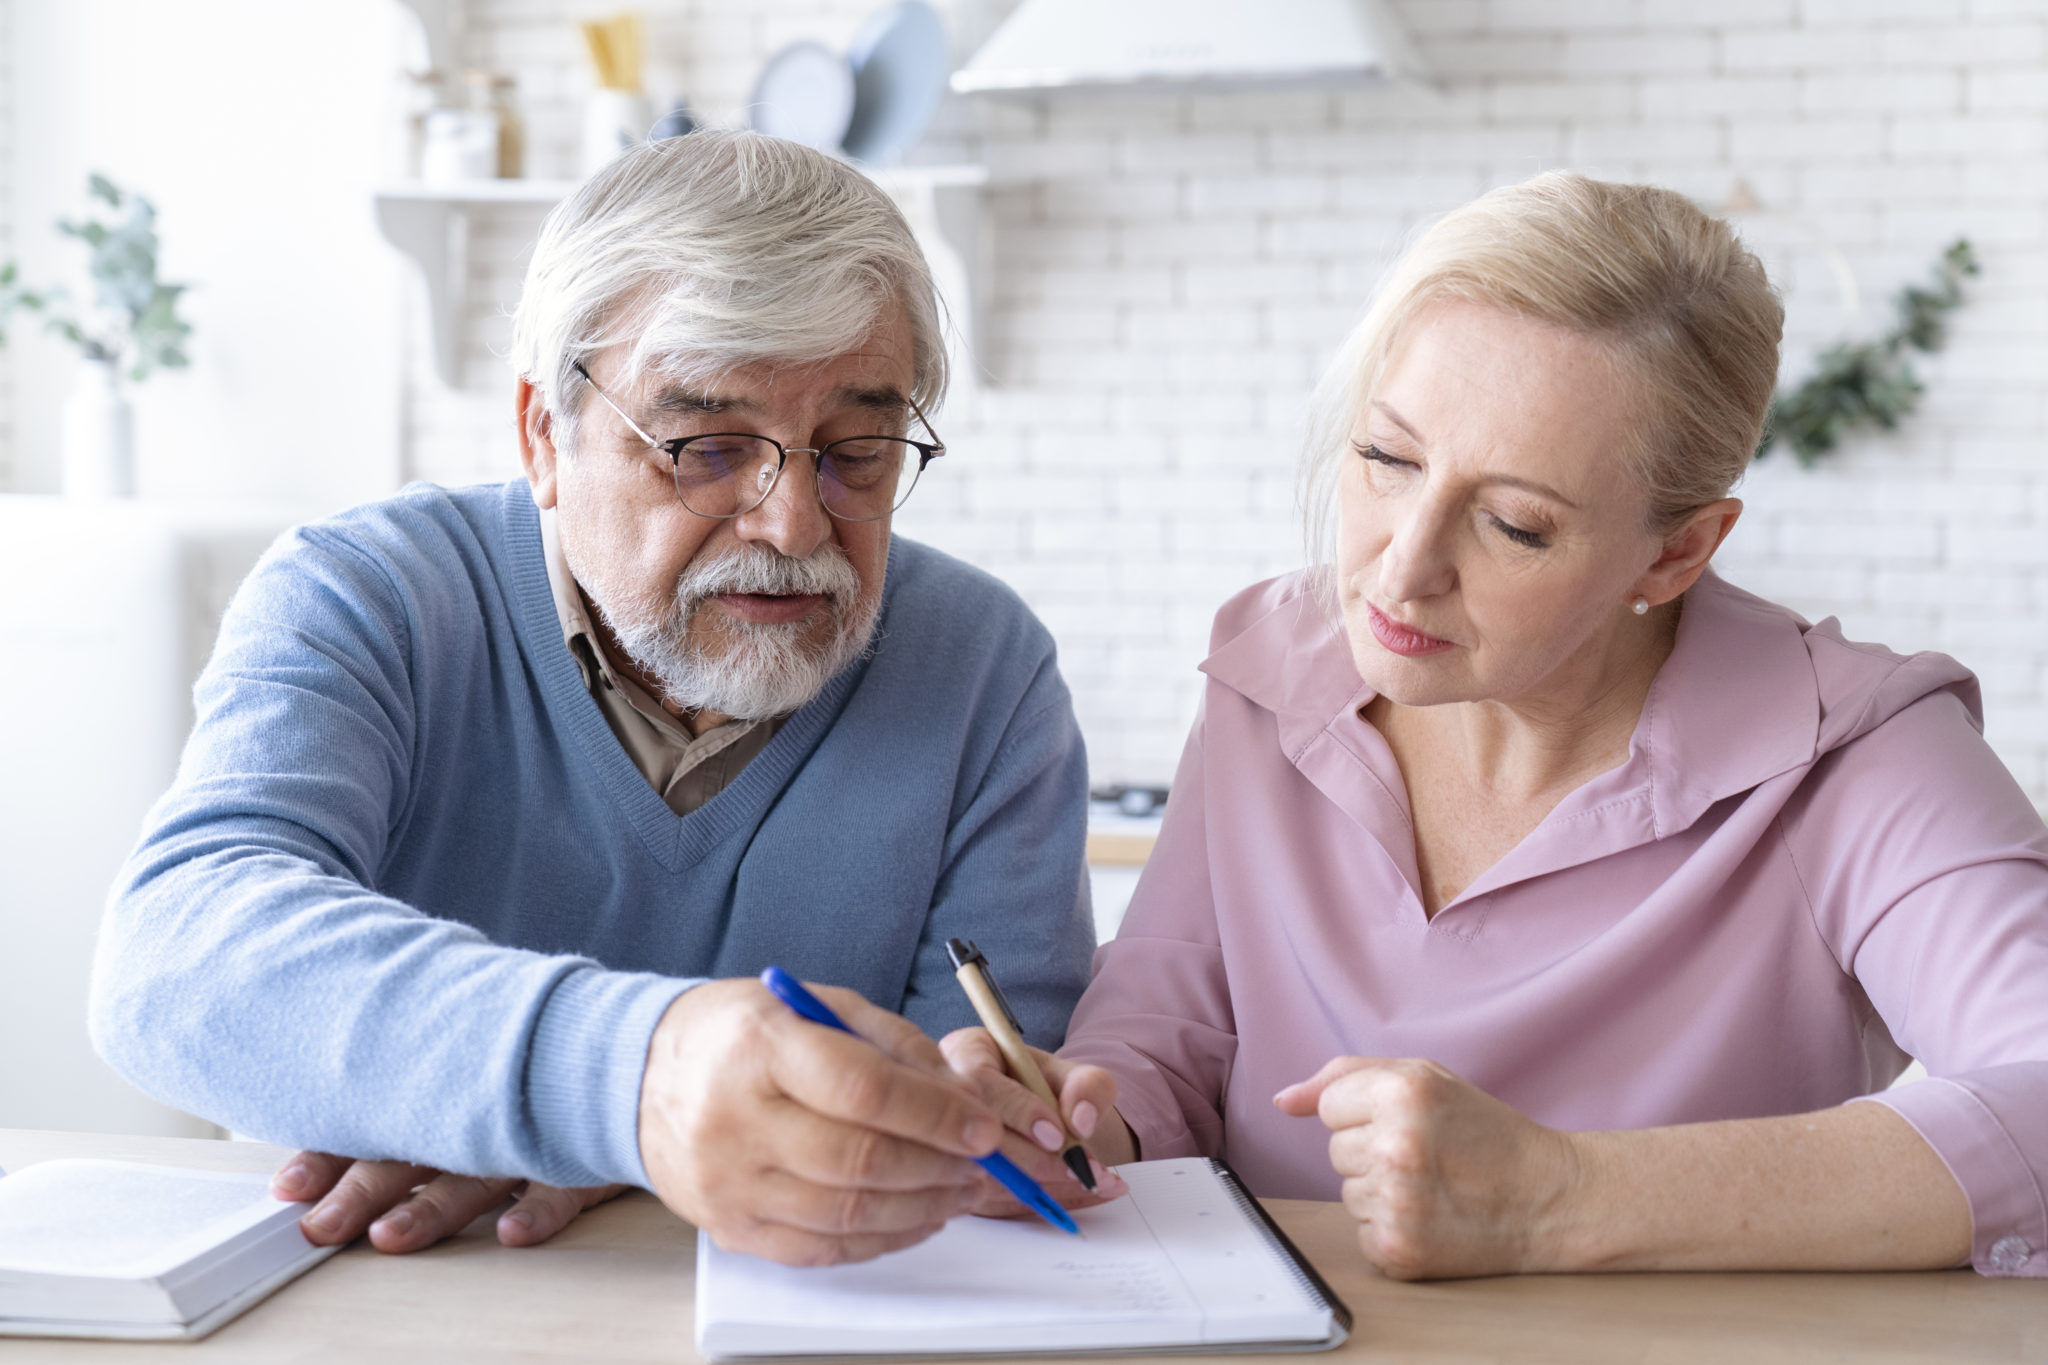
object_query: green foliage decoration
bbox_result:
[0,173,194,383]
[1757,239,1979,466]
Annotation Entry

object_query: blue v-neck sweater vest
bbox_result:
[91,480,1093,1189]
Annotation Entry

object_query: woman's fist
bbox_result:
[1275,1056,1585,1280]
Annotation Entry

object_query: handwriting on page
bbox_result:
[1115,1161,1321,1318]
[1044,1254,1180,1313]
[697,1159,1338,1356]
[700,1194,1204,1335]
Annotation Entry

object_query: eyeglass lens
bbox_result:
[671,436,925,521]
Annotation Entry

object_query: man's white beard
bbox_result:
[588,542,879,721]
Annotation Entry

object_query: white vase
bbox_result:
[62,360,136,499]
[581,89,654,175]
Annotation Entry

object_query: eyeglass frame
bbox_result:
[570,361,946,523]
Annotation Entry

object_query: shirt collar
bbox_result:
[1198,579,1369,763]
[1199,568,1825,841]
[538,504,616,693]
[1630,568,1820,836]
[538,505,712,750]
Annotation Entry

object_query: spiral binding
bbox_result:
[1208,1158,1350,1328]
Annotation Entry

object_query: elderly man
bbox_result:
[90,132,1094,1267]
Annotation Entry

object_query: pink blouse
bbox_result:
[1062,570,2048,1278]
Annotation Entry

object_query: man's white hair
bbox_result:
[511,130,947,445]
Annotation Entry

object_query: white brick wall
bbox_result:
[413,0,2048,804]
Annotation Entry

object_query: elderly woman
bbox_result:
[955,173,2048,1280]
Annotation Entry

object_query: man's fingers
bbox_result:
[768,1013,1003,1158]
[1272,1055,1391,1118]
[298,1159,439,1246]
[813,985,961,1082]
[497,1182,624,1248]
[764,1094,984,1191]
[575,1182,630,1212]
[713,1217,948,1269]
[367,1173,520,1253]
[285,1158,621,1254]
[745,1168,978,1237]
[271,1150,353,1203]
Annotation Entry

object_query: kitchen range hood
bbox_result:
[951,0,1429,96]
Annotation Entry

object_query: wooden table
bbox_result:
[3,1129,2041,1363]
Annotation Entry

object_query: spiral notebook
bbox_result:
[696,1157,1352,1359]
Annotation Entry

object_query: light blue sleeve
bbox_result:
[88,524,689,1189]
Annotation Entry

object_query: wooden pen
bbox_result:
[945,938,1097,1192]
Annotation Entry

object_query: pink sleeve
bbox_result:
[1059,707,1237,1161]
[1788,691,2048,1278]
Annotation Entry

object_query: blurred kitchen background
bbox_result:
[2,0,2044,1136]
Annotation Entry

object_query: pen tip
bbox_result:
[1063,1147,1097,1191]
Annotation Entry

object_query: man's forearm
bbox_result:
[95,829,681,1189]
[1556,1101,1971,1272]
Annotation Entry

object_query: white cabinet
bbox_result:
[0,498,299,1136]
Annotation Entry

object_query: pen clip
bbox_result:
[945,937,1022,1034]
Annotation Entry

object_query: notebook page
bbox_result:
[1117,1161,1327,1341]
[0,1162,289,1280]
[699,1186,1202,1356]
[696,1158,1331,1357]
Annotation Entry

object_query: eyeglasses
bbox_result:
[573,363,945,522]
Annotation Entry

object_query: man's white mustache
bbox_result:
[677,544,860,607]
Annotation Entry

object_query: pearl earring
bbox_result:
[1631,597,1650,616]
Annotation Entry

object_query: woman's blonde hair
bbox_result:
[1300,172,1783,574]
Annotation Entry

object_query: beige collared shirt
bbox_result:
[539,509,779,816]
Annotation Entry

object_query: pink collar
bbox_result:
[1200,570,1820,847]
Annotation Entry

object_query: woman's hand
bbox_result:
[940,1028,1131,1215]
[271,1151,626,1253]
[1275,1056,1583,1280]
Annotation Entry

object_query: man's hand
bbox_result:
[939,1027,1130,1216]
[1274,1056,1581,1280]
[637,978,1008,1267]
[271,1153,623,1252]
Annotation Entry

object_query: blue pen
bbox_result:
[759,965,1080,1236]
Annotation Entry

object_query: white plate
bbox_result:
[842,1,951,164]
[749,40,857,151]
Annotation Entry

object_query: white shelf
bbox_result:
[373,184,558,387]
[377,164,983,203]
[860,166,993,392]
[374,165,991,389]
[868,164,991,191]
[377,179,583,204]
[392,0,458,75]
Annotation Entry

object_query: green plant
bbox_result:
[0,173,194,383]
[1757,239,1979,466]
